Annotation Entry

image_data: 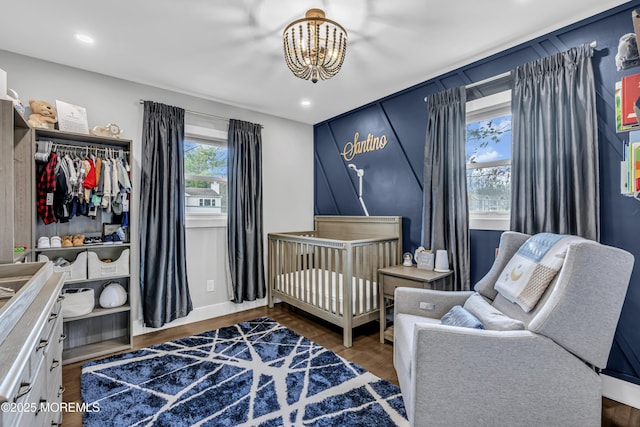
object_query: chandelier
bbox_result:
[283,8,348,83]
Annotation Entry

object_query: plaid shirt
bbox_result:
[37,152,57,225]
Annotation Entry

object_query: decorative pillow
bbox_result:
[440,305,485,330]
[493,233,584,312]
[463,293,525,331]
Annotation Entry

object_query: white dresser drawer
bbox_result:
[0,264,65,427]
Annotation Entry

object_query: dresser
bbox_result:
[378,265,453,343]
[0,262,65,427]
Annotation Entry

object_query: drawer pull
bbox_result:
[58,386,65,397]
[13,382,31,402]
[59,334,67,343]
[49,312,59,322]
[50,359,60,371]
[36,339,49,351]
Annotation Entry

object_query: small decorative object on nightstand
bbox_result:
[378,264,453,343]
[402,252,413,266]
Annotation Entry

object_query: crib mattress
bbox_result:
[273,268,378,315]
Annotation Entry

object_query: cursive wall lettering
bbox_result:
[340,132,388,161]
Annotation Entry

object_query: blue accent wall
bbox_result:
[314,2,640,384]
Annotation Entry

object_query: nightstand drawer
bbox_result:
[382,275,426,295]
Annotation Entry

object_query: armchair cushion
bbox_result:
[395,314,440,380]
[440,305,484,329]
[463,293,525,331]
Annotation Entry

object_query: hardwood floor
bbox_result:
[61,303,638,426]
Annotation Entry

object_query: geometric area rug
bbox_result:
[81,317,408,426]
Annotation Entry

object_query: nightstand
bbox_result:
[378,265,453,343]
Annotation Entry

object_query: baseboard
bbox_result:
[602,374,640,409]
[132,298,268,336]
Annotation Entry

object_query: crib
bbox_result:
[268,216,402,347]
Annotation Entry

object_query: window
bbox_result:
[184,124,228,217]
[466,90,512,230]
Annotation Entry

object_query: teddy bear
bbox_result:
[27,99,57,129]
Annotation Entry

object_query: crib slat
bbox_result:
[328,246,334,314]
[343,244,353,347]
[317,245,322,308]
[365,244,371,314]
[286,241,292,296]
[357,246,362,315]
[371,242,378,310]
[283,241,288,295]
[302,243,308,304]
[326,246,332,313]
[327,246,333,313]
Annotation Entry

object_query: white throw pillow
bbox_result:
[463,293,525,331]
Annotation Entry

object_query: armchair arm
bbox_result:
[394,288,474,320]
[408,324,601,426]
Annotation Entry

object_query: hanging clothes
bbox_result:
[35,143,132,226]
[36,152,58,225]
[53,160,71,223]
[101,158,112,211]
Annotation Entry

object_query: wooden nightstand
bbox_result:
[378,265,453,343]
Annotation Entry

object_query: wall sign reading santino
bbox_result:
[340,132,388,161]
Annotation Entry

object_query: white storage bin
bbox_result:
[38,252,88,282]
[61,288,95,318]
[87,249,130,279]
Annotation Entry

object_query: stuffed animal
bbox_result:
[27,99,57,129]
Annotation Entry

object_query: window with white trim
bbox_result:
[466,90,512,230]
[184,124,228,217]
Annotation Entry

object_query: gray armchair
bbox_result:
[394,231,634,427]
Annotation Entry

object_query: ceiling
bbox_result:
[0,0,630,124]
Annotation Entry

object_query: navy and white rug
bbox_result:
[81,317,408,426]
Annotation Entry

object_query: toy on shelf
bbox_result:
[27,99,57,129]
[90,123,123,138]
[6,89,25,115]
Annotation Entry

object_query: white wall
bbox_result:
[0,49,314,335]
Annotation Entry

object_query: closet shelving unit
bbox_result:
[0,99,34,264]
[32,127,133,365]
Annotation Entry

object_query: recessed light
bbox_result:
[301,99,311,107]
[75,33,95,45]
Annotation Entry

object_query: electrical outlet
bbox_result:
[206,280,215,292]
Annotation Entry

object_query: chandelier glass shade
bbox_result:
[283,9,347,83]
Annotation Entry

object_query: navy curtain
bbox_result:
[227,119,265,303]
[422,86,470,291]
[510,43,599,240]
[139,101,192,327]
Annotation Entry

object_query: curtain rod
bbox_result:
[424,40,597,102]
[138,99,263,128]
